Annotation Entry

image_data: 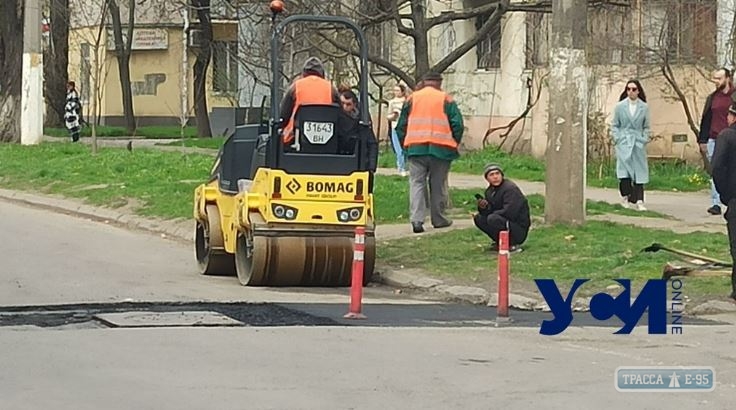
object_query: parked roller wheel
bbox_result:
[195,204,235,276]
[234,230,267,286]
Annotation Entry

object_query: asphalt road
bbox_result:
[1,199,735,409]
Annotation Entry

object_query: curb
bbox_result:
[373,268,545,310]
[0,189,192,244]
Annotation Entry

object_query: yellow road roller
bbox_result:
[193,14,377,287]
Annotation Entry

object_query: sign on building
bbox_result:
[106,28,169,51]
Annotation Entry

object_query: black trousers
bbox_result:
[723,199,736,297]
[619,178,644,203]
[473,213,528,246]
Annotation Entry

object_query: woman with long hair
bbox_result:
[611,79,651,211]
[386,83,409,176]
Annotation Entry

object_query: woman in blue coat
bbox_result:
[611,79,651,211]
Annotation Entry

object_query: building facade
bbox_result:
[66,0,240,127]
[357,0,736,162]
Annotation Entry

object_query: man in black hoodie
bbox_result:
[473,163,531,252]
[710,103,736,301]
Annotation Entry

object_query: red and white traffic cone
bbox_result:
[344,226,367,319]
[497,230,510,321]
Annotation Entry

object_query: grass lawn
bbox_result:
[0,142,671,222]
[377,221,732,301]
[0,142,213,219]
[377,145,710,192]
[44,125,199,139]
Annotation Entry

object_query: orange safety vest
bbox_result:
[282,75,334,143]
[403,87,457,149]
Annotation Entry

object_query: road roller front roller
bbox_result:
[193,13,378,287]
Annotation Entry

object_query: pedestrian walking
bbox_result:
[698,68,736,215]
[709,103,736,301]
[611,79,651,211]
[386,83,409,176]
[64,81,82,143]
[395,71,464,233]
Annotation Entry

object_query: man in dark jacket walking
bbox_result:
[473,163,531,252]
[698,67,736,215]
[710,103,736,301]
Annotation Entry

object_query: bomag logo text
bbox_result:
[306,181,354,193]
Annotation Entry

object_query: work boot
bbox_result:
[707,205,721,215]
[411,222,424,234]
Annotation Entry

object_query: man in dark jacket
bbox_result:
[698,67,736,215]
[473,163,531,252]
[337,88,379,191]
[710,103,736,301]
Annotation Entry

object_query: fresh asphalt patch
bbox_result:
[0,301,728,330]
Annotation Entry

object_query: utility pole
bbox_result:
[544,0,588,225]
[21,0,44,145]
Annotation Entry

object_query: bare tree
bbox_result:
[43,0,71,128]
[71,0,113,153]
[0,0,24,142]
[107,0,136,134]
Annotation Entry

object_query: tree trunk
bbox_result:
[43,0,70,128]
[0,0,24,143]
[410,0,430,82]
[192,0,212,138]
[108,0,136,134]
[544,0,588,225]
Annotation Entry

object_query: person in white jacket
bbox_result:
[386,83,409,176]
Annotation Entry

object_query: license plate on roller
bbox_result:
[303,121,334,144]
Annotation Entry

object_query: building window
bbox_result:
[476,12,501,70]
[80,43,91,103]
[212,40,238,93]
[587,6,632,65]
[437,21,456,68]
[525,13,549,68]
[640,0,717,64]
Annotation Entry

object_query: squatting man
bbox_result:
[473,163,531,253]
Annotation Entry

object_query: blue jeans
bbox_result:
[708,139,721,207]
[391,128,406,172]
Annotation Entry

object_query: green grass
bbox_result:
[373,175,670,223]
[377,221,732,300]
[157,137,225,149]
[0,143,671,222]
[44,125,199,139]
[0,142,213,219]
[377,146,711,192]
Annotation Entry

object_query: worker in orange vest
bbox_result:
[279,56,341,145]
[395,71,464,233]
